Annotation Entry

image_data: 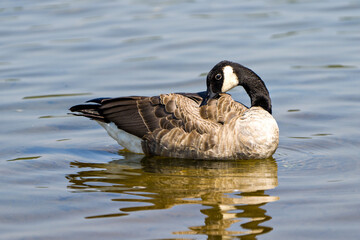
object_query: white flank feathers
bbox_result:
[97,121,144,154]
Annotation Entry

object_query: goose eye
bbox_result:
[215,73,222,80]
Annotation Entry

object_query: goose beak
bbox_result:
[200,89,218,107]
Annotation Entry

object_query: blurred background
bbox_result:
[1,0,359,239]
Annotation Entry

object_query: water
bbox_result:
[1,0,360,239]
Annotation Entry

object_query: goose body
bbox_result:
[70,61,279,160]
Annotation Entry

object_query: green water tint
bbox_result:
[271,28,320,39]
[1,78,20,82]
[289,136,312,139]
[23,93,92,99]
[67,155,278,238]
[292,64,356,69]
[56,138,71,142]
[287,109,301,112]
[312,133,333,137]
[38,115,71,119]
[7,156,41,161]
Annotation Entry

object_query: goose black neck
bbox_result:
[240,68,272,114]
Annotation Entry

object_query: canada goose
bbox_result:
[70,60,279,160]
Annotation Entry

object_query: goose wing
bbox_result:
[70,93,248,137]
[70,93,248,159]
[70,93,219,139]
[70,96,177,138]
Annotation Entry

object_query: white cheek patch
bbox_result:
[221,66,239,92]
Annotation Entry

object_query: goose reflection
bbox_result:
[67,152,278,238]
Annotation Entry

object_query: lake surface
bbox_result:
[1,0,360,239]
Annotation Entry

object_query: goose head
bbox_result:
[200,60,272,114]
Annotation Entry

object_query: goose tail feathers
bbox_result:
[69,98,110,122]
